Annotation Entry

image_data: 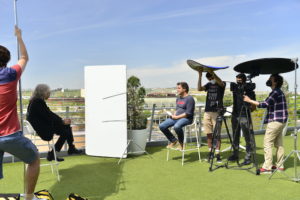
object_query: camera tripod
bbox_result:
[209,107,233,172]
[225,103,260,175]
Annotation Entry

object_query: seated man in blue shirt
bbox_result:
[244,74,288,174]
[159,82,195,150]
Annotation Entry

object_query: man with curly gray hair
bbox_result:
[27,84,83,162]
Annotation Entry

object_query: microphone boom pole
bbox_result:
[13,0,26,194]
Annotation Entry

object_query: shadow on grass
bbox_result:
[169,149,266,167]
[146,146,165,155]
[280,153,300,170]
[50,161,124,200]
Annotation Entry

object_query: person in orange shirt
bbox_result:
[0,26,40,200]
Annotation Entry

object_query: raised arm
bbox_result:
[197,70,206,91]
[15,26,28,72]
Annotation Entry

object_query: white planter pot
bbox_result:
[127,129,148,155]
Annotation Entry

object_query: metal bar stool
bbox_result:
[166,119,201,165]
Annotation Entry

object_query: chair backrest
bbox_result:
[23,120,37,136]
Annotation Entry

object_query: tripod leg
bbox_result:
[223,117,234,167]
[297,151,300,161]
[209,117,222,171]
[269,150,294,179]
[247,114,260,174]
[224,117,240,165]
[209,147,216,171]
[238,105,260,173]
[228,115,242,166]
[249,133,260,174]
[118,140,131,165]
[209,130,216,170]
[223,118,233,146]
[132,141,153,158]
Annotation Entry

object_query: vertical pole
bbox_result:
[260,110,266,130]
[198,105,202,146]
[148,104,156,142]
[66,106,70,119]
[13,0,24,130]
[13,0,26,194]
[64,106,70,151]
[293,58,298,179]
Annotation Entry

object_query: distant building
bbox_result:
[47,97,84,103]
[146,92,176,98]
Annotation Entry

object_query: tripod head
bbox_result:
[216,106,227,116]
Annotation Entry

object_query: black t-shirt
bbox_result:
[204,82,226,112]
[230,82,256,117]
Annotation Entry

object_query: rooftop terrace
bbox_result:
[1,135,300,200]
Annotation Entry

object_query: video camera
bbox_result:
[235,82,256,94]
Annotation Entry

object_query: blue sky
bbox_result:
[0,0,299,91]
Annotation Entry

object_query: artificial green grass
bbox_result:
[1,135,300,200]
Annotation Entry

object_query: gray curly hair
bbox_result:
[31,84,50,100]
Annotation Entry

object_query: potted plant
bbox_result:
[127,76,148,155]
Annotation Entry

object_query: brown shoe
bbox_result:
[167,141,178,148]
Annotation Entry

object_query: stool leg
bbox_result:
[182,150,185,166]
[166,141,170,161]
[48,142,54,174]
[182,131,187,166]
[195,125,201,162]
[50,141,60,181]
[188,126,192,144]
[55,164,61,182]
[167,148,170,161]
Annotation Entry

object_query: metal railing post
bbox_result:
[148,104,156,142]
[64,106,70,151]
[66,106,70,119]
[260,110,266,130]
[198,106,203,146]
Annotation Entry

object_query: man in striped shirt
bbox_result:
[244,74,288,174]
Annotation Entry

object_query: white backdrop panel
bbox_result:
[85,65,127,157]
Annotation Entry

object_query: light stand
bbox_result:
[117,108,152,165]
[12,0,27,195]
[269,58,300,181]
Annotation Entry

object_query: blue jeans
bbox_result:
[159,118,192,144]
[0,131,38,179]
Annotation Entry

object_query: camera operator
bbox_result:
[244,74,288,174]
[197,68,226,163]
[228,74,256,165]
